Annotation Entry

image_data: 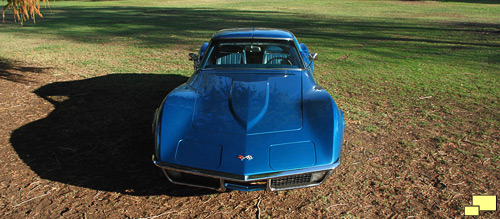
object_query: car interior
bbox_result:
[203,41,301,68]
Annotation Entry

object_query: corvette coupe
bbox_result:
[152,28,344,191]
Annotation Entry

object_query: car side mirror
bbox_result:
[188,53,199,69]
[307,53,318,72]
[308,53,318,62]
[188,53,198,61]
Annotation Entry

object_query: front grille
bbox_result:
[162,168,329,191]
[179,173,221,188]
[270,173,312,188]
[164,170,221,189]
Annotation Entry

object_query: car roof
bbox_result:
[211,28,295,40]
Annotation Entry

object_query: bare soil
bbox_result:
[1,60,499,218]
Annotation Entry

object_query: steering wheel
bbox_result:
[266,57,293,65]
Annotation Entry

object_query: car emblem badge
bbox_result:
[237,155,253,161]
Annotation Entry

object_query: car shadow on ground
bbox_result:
[10,73,217,197]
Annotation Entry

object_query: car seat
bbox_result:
[262,46,289,64]
[216,45,247,65]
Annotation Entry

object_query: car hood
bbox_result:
[193,70,302,135]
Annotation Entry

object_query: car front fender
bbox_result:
[154,85,197,163]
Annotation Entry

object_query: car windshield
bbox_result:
[201,39,304,69]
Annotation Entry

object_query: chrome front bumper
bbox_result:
[153,155,340,191]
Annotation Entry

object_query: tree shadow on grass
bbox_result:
[3,6,498,72]
[4,6,498,49]
[9,73,216,196]
[0,59,51,84]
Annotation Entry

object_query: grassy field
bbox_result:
[1,0,499,218]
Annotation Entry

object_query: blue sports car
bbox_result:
[153,28,344,191]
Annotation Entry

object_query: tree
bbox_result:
[2,0,49,24]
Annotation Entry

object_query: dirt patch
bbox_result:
[1,60,499,218]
